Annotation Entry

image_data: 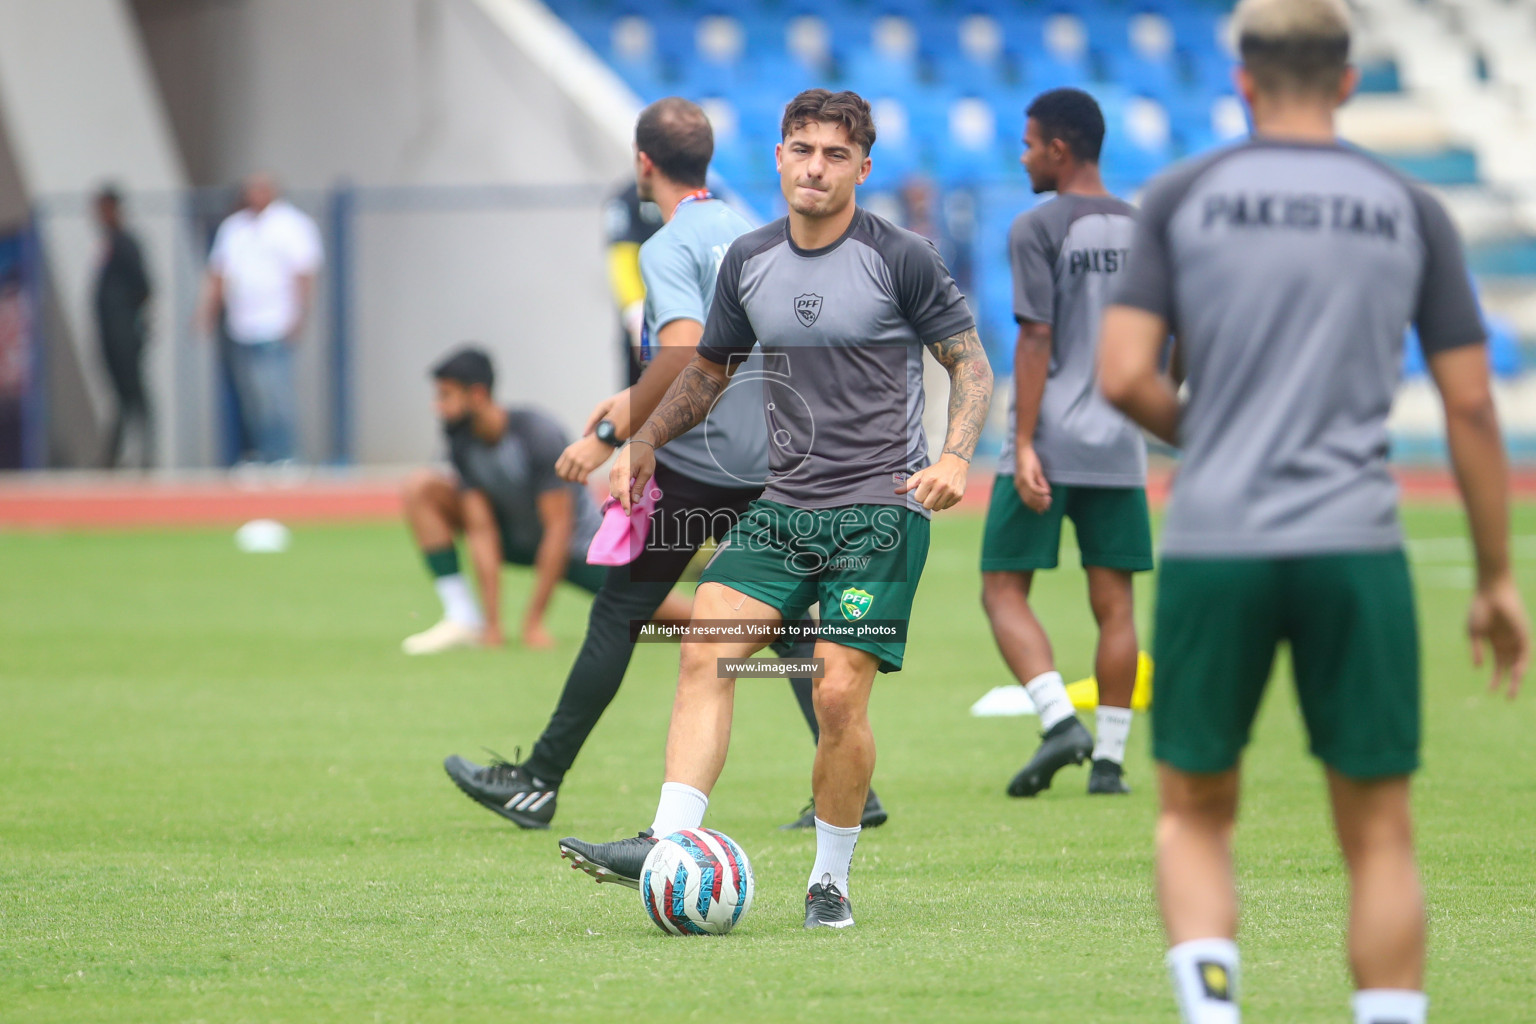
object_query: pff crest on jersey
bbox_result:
[794,293,823,327]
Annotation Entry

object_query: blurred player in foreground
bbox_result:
[400,347,688,654]
[1099,1,1531,1021]
[983,88,1151,799]
[441,99,885,831]
[559,89,990,929]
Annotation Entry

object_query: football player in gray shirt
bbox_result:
[560,90,992,929]
[982,88,1154,801]
[399,347,651,655]
[1099,2,1530,1022]
[441,100,887,833]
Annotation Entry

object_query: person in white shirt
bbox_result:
[196,173,323,464]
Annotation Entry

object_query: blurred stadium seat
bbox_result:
[539,0,1536,384]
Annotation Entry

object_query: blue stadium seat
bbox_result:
[1378,149,1480,187]
[1103,51,1182,100]
[561,12,612,50]
[735,93,791,145]
[839,48,922,94]
[647,11,696,68]
[932,52,1013,93]
[1163,6,1225,56]
[997,10,1051,63]
[748,51,836,98]
[1356,59,1403,94]
[1019,54,1094,93]
[866,143,923,191]
[936,140,1015,186]
[871,0,936,19]
[1078,8,1133,57]
[1188,49,1237,95]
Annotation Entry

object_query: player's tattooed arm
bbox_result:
[631,354,732,449]
[926,325,994,463]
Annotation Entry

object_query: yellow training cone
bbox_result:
[1065,651,1154,711]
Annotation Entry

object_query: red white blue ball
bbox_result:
[640,828,755,935]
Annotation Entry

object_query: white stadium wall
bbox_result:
[0,0,192,469]
[132,0,640,466]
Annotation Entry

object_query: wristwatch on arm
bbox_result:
[595,419,621,448]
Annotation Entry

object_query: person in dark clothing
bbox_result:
[602,180,663,387]
[93,186,153,469]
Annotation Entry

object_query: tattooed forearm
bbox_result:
[632,354,729,449]
[926,325,994,462]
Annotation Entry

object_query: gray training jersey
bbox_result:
[1000,194,1147,486]
[697,207,976,516]
[447,407,603,564]
[641,197,770,490]
[1113,138,1485,557]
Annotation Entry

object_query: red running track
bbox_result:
[0,468,1532,530]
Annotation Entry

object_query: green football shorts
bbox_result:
[698,499,931,672]
[1151,550,1420,779]
[981,477,1153,573]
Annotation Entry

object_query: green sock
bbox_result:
[424,546,460,578]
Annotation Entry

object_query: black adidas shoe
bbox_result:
[558,829,657,889]
[1006,717,1094,797]
[804,873,855,929]
[779,789,890,830]
[1087,758,1131,795]
[443,751,558,829]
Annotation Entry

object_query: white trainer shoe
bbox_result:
[402,619,480,655]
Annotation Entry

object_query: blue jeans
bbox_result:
[228,339,296,462]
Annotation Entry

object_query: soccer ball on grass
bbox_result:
[640,827,754,935]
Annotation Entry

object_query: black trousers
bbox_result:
[99,325,152,469]
[523,461,820,785]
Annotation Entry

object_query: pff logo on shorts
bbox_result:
[839,587,874,621]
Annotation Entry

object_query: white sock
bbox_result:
[808,817,861,895]
[650,781,708,836]
[1168,938,1241,1024]
[433,574,483,628]
[1353,990,1426,1024]
[1094,705,1134,764]
[1024,670,1075,732]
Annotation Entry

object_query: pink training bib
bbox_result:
[585,481,662,566]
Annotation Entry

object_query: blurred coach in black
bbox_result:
[93,185,153,469]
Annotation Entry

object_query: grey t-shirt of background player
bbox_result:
[1113,138,1486,558]
[640,197,770,490]
[1000,194,1147,487]
[696,207,976,518]
[448,407,603,565]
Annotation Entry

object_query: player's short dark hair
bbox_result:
[635,97,713,188]
[780,89,877,155]
[1026,88,1105,164]
[1234,0,1351,98]
[96,183,123,206]
[432,346,495,392]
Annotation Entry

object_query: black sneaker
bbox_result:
[779,789,890,830]
[804,873,854,929]
[558,829,657,889]
[1087,758,1131,795]
[1006,717,1094,797]
[443,751,558,829]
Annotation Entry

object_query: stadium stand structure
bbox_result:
[543,0,1536,454]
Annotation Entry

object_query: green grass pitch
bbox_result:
[2,503,1533,1022]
